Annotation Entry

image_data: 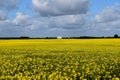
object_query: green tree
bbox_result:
[114,34,119,38]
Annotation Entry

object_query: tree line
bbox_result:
[0,34,119,39]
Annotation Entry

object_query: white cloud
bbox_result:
[12,12,32,26]
[0,17,30,37]
[32,0,90,16]
[95,5,120,23]
[88,4,120,36]
[25,3,120,36]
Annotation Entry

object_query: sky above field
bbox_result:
[0,0,120,37]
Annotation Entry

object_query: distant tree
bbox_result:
[114,34,119,38]
[20,36,30,39]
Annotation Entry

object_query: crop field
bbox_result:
[0,39,120,80]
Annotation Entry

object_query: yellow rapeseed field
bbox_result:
[0,39,120,80]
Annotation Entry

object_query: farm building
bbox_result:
[57,36,62,39]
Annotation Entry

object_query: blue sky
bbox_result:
[90,0,120,13]
[0,0,120,37]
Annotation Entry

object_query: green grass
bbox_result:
[0,39,120,79]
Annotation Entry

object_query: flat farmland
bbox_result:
[0,39,120,80]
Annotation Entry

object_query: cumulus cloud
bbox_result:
[0,0,5,8]
[0,10,7,20]
[0,20,12,28]
[0,11,33,37]
[32,0,90,16]
[86,4,120,36]
[95,4,120,23]
[0,15,31,37]
[26,17,49,30]
[7,0,20,10]
[0,0,20,10]
[18,3,120,37]
[94,5,120,29]
[49,14,87,29]
[12,12,32,26]
[0,20,15,36]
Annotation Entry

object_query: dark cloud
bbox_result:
[0,0,20,10]
[0,10,7,20]
[48,14,87,30]
[0,0,5,8]
[32,0,90,16]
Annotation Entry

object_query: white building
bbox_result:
[57,36,62,39]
